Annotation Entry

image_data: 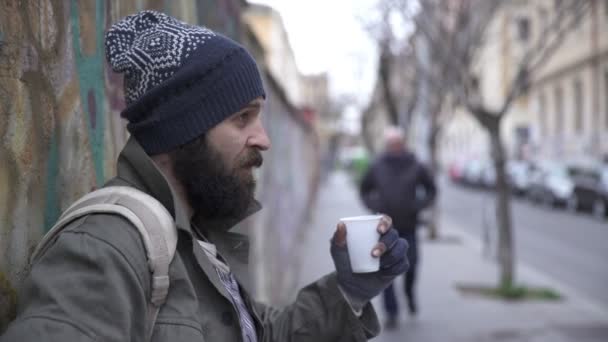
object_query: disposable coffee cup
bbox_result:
[339,215,383,273]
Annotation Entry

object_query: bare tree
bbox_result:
[378,42,400,125]
[363,1,418,133]
[408,0,591,288]
[370,0,460,240]
[410,1,463,239]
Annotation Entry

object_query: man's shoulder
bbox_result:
[63,212,144,246]
[374,152,418,166]
[59,211,149,272]
[61,181,166,253]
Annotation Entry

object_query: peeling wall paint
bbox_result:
[71,0,107,187]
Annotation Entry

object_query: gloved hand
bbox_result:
[330,215,409,311]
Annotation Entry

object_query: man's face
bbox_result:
[206,97,270,181]
[386,138,405,154]
[171,97,270,220]
[384,131,406,155]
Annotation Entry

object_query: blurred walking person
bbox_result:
[359,126,437,329]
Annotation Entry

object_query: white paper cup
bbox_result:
[340,215,383,273]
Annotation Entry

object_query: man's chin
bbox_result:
[239,167,257,181]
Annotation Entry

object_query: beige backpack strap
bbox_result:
[30,186,177,341]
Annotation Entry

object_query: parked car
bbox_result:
[507,161,533,196]
[462,159,486,187]
[480,161,496,188]
[526,161,575,207]
[448,158,468,183]
[566,164,608,219]
[595,166,608,219]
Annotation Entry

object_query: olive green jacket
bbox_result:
[1,137,379,342]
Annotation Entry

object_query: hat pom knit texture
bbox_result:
[105,11,217,106]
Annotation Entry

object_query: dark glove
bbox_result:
[330,216,409,311]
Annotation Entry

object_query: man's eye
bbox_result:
[237,112,250,125]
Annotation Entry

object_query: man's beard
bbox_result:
[171,136,263,220]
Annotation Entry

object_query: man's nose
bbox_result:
[247,120,271,151]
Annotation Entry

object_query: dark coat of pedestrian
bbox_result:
[359,126,437,329]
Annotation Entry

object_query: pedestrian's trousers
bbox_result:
[383,260,417,316]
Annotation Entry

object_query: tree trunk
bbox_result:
[379,45,399,125]
[427,118,440,240]
[360,112,376,154]
[471,107,515,289]
[488,125,515,289]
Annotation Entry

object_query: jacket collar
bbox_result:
[115,137,194,235]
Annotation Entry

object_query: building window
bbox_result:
[517,17,530,42]
[539,92,547,136]
[573,79,583,133]
[555,86,564,136]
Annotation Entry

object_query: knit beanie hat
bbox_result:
[105,10,265,154]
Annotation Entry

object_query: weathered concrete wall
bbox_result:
[250,72,320,305]
[238,28,320,305]
[0,0,320,330]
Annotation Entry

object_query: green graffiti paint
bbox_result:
[70,0,106,186]
[43,134,60,232]
[0,270,17,332]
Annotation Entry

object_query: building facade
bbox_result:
[244,3,303,106]
[441,0,608,166]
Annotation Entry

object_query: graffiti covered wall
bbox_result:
[0,3,129,327]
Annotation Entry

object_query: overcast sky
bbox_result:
[249,0,381,107]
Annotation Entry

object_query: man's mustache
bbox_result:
[240,149,263,168]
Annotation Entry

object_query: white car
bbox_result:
[507,161,532,195]
[527,161,574,207]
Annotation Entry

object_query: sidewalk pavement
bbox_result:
[296,171,608,342]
